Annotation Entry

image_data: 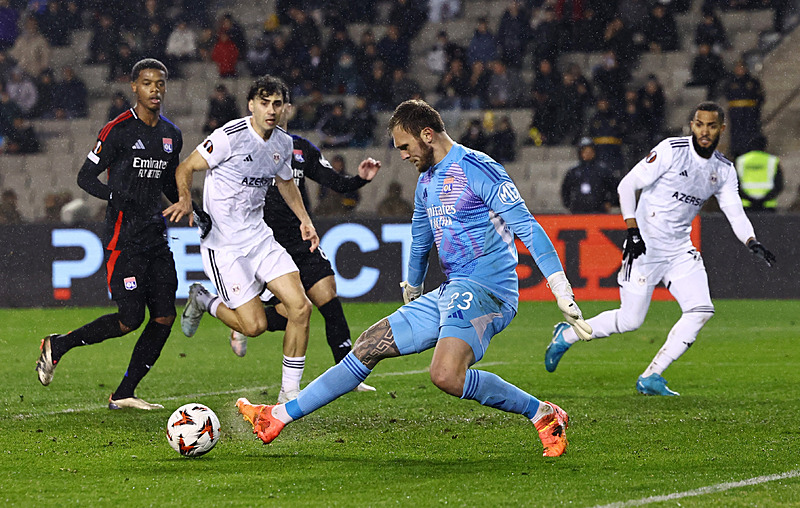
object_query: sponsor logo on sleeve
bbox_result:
[203,139,213,153]
[646,151,657,163]
[498,181,522,206]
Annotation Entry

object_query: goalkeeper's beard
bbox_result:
[416,139,435,173]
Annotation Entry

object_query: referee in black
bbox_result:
[229,102,380,392]
[36,59,184,410]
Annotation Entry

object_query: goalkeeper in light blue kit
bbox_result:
[237,99,592,457]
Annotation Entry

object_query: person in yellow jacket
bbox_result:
[735,135,784,212]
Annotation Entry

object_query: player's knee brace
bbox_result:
[117,298,147,330]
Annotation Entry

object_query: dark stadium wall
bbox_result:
[0,215,795,307]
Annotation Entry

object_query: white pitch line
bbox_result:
[8,361,508,420]
[594,469,800,508]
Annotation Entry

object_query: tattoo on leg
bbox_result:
[353,318,400,370]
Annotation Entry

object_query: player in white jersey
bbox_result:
[163,76,317,403]
[544,101,776,396]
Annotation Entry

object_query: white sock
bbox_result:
[561,326,579,344]
[531,401,553,423]
[208,297,222,318]
[271,404,294,424]
[642,348,672,377]
[281,355,305,392]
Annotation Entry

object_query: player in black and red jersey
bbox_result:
[228,103,380,394]
[35,59,186,410]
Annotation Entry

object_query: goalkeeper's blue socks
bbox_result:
[281,352,370,422]
[461,369,541,419]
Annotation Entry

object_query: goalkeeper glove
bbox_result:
[747,239,775,267]
[547,271,593,341]
[399,281,423,304]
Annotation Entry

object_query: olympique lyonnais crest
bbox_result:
[273,152,281,164]
[293,149,304,163]
[442,176,454,194]
[163,138,173,153]
[124,277,137,290]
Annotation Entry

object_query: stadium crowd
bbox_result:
[0,0,794,218]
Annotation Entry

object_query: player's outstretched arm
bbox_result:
[163,149,209,226]
[357,157,381,181]
[275,175,319,252]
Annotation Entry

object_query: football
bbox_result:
[166,403,221,457]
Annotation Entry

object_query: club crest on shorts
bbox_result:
[124,277,137,290]
[637,276,647,286]
[273,152,281,164]
[232,283,241,295]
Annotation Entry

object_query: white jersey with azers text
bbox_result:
[631,135,740,255]
[196,117,293,251]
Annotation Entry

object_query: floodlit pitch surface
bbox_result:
[2,301,799,506]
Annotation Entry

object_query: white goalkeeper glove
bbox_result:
[547,271,593,341]
[399,281,423,304]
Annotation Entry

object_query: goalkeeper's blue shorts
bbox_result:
[387,279,516,363]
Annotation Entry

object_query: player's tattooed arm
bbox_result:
[353,318,401,369]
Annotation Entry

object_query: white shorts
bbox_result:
[618,247,706,295]
[201,236,298,310]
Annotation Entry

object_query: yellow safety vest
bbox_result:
[735,151,778,208]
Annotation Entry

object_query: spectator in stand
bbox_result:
[0,0,18,51]
[556,63,593,145]
[489,115,517,163]
[467,17,499,67]
[467,60,491,109]
[323,24,356,73]
[388,0,427,42]
[497,1,530,71]
[378,24,410,72]
[622,88,649,162]
[317,101,353,149]
[5,67,37,117]
[217,13,247,57]
[196,26,215,62]
[560,137,617,214]
[428,0,460,24]
[7,115,39,153]
[618,0,650,48]
[389,67,423,106]
[687,43,727,99]
[530,7,562,66]
[637,74,666,148]
[349,96,376,148]
[362,60,393,112]
[725,59,765,159]
[286,6,321,58]
[246,35,270,77]
[87,13,119,65]
[166,18,198,62]
[436,57,472,110]
[315,155,361,217]
[37,0,72,47]
[211,30,239,78]
[107,91,131,121]
[267,32,293,79]
[735,134,784,212]
[31,66,53,117]
[459,117,490,152]
[41,191,69,223]
[426,30,451,75]
[108,42,137,83]
[603,16,637,71]
[329,51,360,95]
[571,7,604,53]
[644,3,680,52]
[377,181,414,218]
[202,84,239,135]
[592,50,629,112]
[356,41,380,86]
[53,66,87,119]
[0,81,20,128]
[0,188,22,224]
[9,16,49,79]
[530,58,562,144]
[300,44,324,90]
[290,88,328,131]
[486,59,521,109]
[695,8,730,52]
[139,20,169,68]
[589,96,626,180]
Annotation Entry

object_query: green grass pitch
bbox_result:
[1,300,799,506]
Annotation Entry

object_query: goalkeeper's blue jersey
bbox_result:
[407,143,563,310]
